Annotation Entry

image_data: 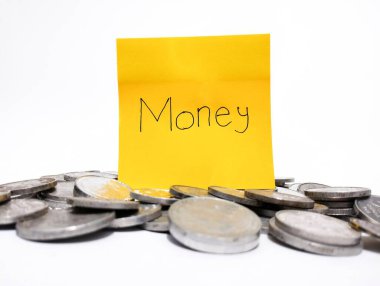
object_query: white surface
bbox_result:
[0,0,379,285]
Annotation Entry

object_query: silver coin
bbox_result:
[275,177,295,187]
[275,210,361,246]
[75,176,133,200]
[168,197,261,254]
[208,186,262,207]
[304,187,371,201]
[245,189,314,209]
[141,211,169,232]
[170,185,209,198]
[67,197,139,210]
[109,204,162,229]
[317,200,354,208]
[349,218,380,239]
[0,199,48,225]
[0,189,11,203]
[325,208,356,217]
[16,209,115,241]
[40,174,66,182]
[64,171,117,181]
[276,187,307,198]
[297,183,329,193]
[131,188,177,206]
[354,195,380,224]
[39,181,75,202]
[0,178,57,197]
[269,218,362,256]
[43,200,73,210]
[284,182,300,190]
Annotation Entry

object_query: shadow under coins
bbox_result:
[362,236,380,254]
[30,229,114,244]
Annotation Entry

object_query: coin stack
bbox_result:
[0,172,378,256]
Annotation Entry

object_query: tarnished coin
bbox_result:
[67,197,139,210]
[0,189,11,203]
[325,208,356,217]
[208,186,262,207]
[39,181,75,202]
[276,187,306,198]
[109,204,162,229]
[16,209,115,241]
[75,176,133,200]
[168,197,261,254]
[349,218,380,239]
[269,218,362,256]
[141,211,169,232]
[131,188,177,206]
[304,187,371,201]
[297,183,329,193]
[319,200,354,208]
[42,200,73,210]
[64,171,117,181]
[275,177,295,187]
[245,189,314,209]
[354,195,380,224]
[308,203,329,214]
[0,199,48,225]
[275,210,361,246]
[170,185,209,198]
[40,174,66,182]
[0,178,57,197]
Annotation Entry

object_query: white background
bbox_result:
[0,0,379,285]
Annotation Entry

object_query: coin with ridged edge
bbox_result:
[245,189,314,209]
[208,186,262,207]
[67,197,139,210]
[275,210,361,246]
[141,211,169,232]
[349,218,380,239]
[0,178,57,198]
[354,195,380,224]
[64,171,117,181]
[109,204,162,229]
[268,218,362,256]
[304,187,371,201]
[0,199,48,225]
[131,188,177,206]
[325,208,356,216]
[168,197,261,254]
[16,209,115,241]
[75,176,133,200]
[170,185,209,198]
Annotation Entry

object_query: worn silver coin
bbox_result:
[276,187,307,198]
[0,178,57,198]
[67,197,139,210]
[349,218,380,239]
[109,204,162,229]
[40,174,66,182]
[141,211,169,232]
[297,183,329,193]
[275,178,295,187]
[317,200,354,208]
[39,181,75,202]
[64,171,117,181]
[131,188,177,206]
[354,195,380,224]
[75,176,133,200]
[170,185,209,198]
[325,208,356,217]
[269,218,362,256]
[0,189,11,203]
[304,187,371,201]
[0,199,48,225]
[284,182,300,190]
[42,199,73,210]
[16,209,115,241]
[275,210,361,246]
[245,189,314,209]
[208,186,262,207]
[168,197,261,254]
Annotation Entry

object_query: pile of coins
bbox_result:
[0,172,379,256]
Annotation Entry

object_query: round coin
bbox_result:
[304,187,371,201]
[64,171,117,181]
[141,211,169,232]
[318,200,354,208]
[109,204,162,229]
[325,208,356,217]
[349,218,380,239]
[16,209,115,241]
[131,188,177,206]
[0,178,57,197]
[269,218,362,256]
[245,189,314,209]
[297,183,329,193]
[0,189,11,203]
[276,187,307,198]
[0,199,48,225]
[39,181,75,202]
[170,185,209,198]
[168,197,261,254]
[275,177,295,187]
[75,176,133,200]
[208,186,262,207]
[67,197,139,210]
[274,210,361,246]
[40,174,66,182]
[354,195,380,224]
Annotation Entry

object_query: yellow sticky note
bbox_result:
[117,34,274,189]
